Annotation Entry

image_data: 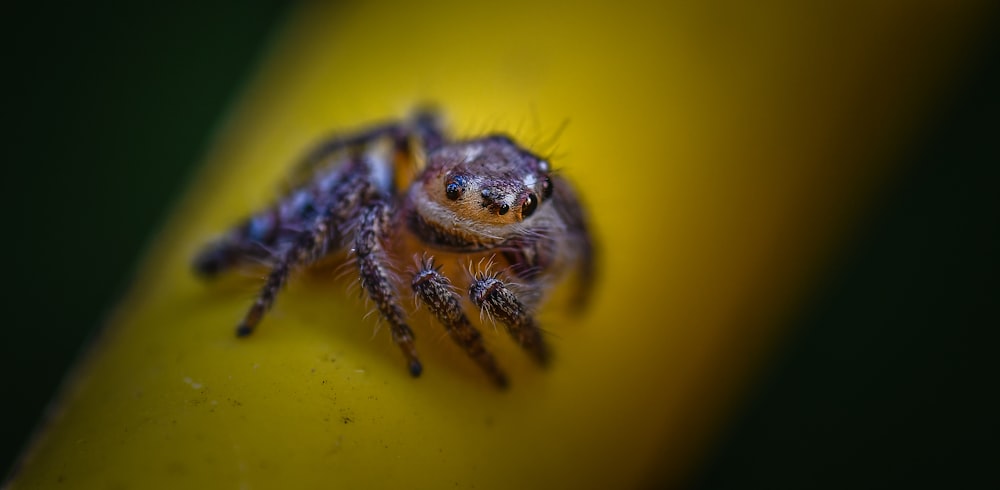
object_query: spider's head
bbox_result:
[411,136,555,245]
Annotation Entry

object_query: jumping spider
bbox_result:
[194,110,594,387]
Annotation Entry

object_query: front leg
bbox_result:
[355,201,423,377]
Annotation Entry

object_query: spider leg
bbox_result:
[412,258,508,387]
[194,110,444,278]
[236,207,339,337]
[193,169,357,278]
[291,109,445,183]
[469,275,550,366]
[355,201,423,377]
[193,209,283,278]
[550,175,597,310]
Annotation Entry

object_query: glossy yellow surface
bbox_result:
[10,1,989,488]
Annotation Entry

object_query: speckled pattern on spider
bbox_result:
[194,110,595,387]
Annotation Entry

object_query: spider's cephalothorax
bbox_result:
[194,110,594,387]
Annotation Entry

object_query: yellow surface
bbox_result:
[10,1,990,488]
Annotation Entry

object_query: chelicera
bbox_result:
[194,110,594,387]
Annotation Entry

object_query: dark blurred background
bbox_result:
[687,17,1000,487]
[3,3,998,488]
[3,1,291,477]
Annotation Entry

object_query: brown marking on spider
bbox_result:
[194,109,594,387]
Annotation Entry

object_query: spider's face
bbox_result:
[417,136,554,231]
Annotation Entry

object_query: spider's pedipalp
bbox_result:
[412,259,508,387]
[469,275,549,366]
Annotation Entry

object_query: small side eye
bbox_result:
[445,178,464,200]
[522,193,538,218]
[541,176,553,199]
[498,203,510,215]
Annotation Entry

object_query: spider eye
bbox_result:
[541,176,553,199]
[522,193,538,218]
[445,181,463,200]
[498,203,510,215]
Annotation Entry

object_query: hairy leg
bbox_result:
[236,208,339,337]
[291,109,445,183]
[224,161,374,336]
[193,209,283,278]
[194,110,444,278]
[469,275,550,365]
[551,175,597,310]
[193,162,365,278]
[412,258,508,387]
[355,202,423,377]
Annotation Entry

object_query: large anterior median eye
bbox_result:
[522,193,538,218]
[445,176,465,200]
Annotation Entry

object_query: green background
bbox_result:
[4,2,998,487]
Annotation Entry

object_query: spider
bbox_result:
[194,110,594,387]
